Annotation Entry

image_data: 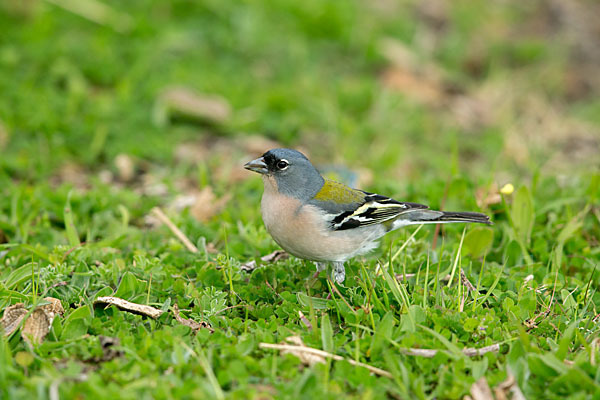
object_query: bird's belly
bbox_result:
[261,194,383,262]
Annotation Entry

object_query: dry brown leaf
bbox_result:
[381,67,445,105]
[172,304,214,333]
[159,86,231,124]
[2,297,63,344]
[22,308,51,345]
[94,296,164,319]
[1,303,28,336]
[378,37,438,76]
[114,154,135,182]
[170,187,230,222]
[475,183,502,209]
[470,377,494,400]
[189,187,231,223]
[41,297,65,318]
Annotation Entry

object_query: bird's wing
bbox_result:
[330,192,429,231]
[308,179,429,231]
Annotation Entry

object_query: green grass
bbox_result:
[1,0,600,398]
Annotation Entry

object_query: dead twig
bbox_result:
[401,343,500,358]
[94,297,163,319]
[327,278,357,316]
[172,304,214,333]
[395,273,416,281]
[462,344,501,357]
[151,207,199,253]
[240,250,289,272]
[259,341,393,378]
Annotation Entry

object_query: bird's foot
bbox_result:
[332,262,345,284]
[312,262,327,279]
[315,262,327,272]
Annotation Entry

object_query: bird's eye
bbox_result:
[276,160,289,170]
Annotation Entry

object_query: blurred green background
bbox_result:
[1,0,599,398]
[2,0,598,184]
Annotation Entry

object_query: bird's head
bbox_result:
[244,148,324,201]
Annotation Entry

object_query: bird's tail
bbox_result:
[393,209,492,228]
[433,211,492,224]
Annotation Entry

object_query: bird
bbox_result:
[244,148,491,284]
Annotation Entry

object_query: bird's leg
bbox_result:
[332,262,345,284]
[313,262,327,279]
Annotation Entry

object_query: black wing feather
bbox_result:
[331,192,429,231]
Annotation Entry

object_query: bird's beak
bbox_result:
[244,157,268,174]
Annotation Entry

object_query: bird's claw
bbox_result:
[333,263,345,284]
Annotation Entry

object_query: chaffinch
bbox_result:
[244,148,491,284]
